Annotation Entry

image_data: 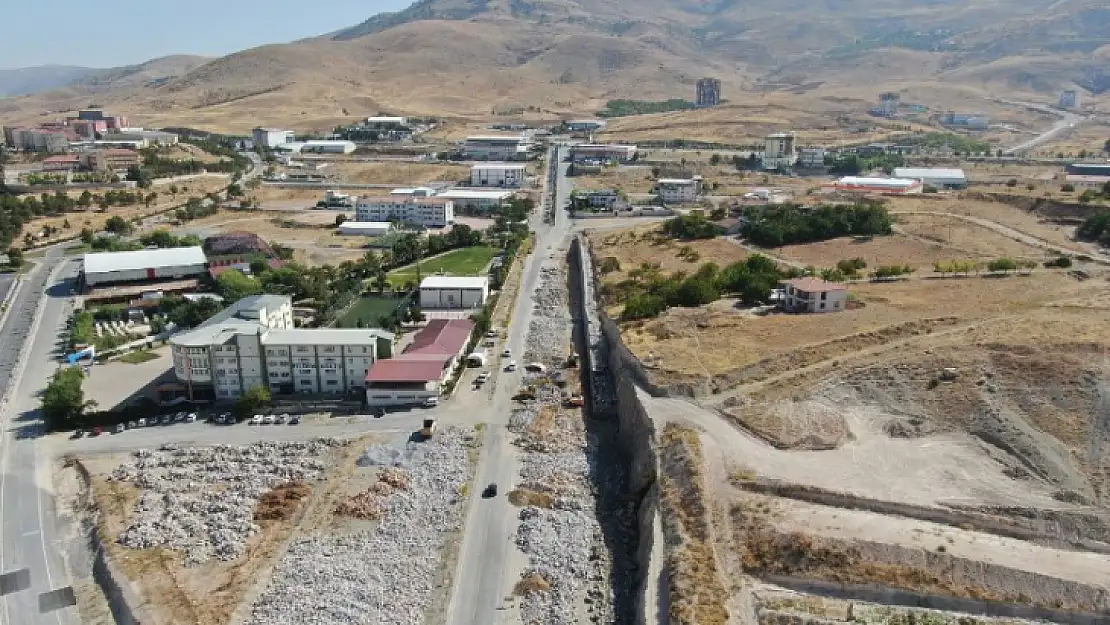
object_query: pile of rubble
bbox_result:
[244,430,474,625]
[334,468,411,521]
[109,439,341,566]
[512,253,616,624]
[526,266,570,363]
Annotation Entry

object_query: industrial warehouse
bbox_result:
[81,247,209,288]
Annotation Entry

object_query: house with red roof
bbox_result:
[778,278,847,313]
[365,318,475,406]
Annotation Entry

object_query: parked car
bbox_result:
[137,418,147,427]
[174,412,186,423]
[505,360,517,372]
[263,414,276,425]
[502,348,512,358]
[424,396,440,407]
[482,483,498,498]
[476,371,491,384]
[275,414,287,424]
[127,421,137,429]
[288,415,301,425]
[186,413,197,423]
[114,424,125,434]
[485,329,498,338]
[250,415,264,425]
[91,427,103,437]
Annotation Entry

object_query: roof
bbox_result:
[100,149,139,156]
[366,358,448,383]
[892,168,967,180]
[83,246,207,275]
[303,140,355,146]
[420,276,489,290]
[200,294,291,329]
[358,196,451,205]
[436,189,515,200]
[470,163,527,170]
[265,328,393,346]
[783,278,847,292]
[834,176,920,188]
[406,318,475,356]
[338,221,393,230]
[572,143,636,150]
[465,135,529,143]
[43,155,79,163]
[657,178,698,185]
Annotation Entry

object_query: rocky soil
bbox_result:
[243,429,475,625]
[109,439,342,565]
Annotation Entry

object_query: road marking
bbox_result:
[19,531,38,538]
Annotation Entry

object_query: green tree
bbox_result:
[987,257,1018,273]
[5,247,23,268]
[42,367,96,430]
[709,154,722,166]
[104,215,132,235]
[235,385,272,418]
[216,270,262,301]
[335,214,347,227]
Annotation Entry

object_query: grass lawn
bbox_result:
[117,350,160,364]
[387,246,498,287]
[337,295,409,328]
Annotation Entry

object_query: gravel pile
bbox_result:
[526,266,570,363]
[109,439,341,565]
[243,429,474,625]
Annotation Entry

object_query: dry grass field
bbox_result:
[178,208,368,266]
[327,162,470,185]
[589,227,748,282]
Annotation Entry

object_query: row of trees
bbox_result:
[932,258,1037,274]
[742,203,893,247]
[618,255,784,321]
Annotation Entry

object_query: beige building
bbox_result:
[170,294,394,400]
[778,278,847,313]
[763,132,797,169]
[655,177,702,203]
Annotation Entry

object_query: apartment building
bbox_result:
[170,294,394,400]
[81,149,141,171]
[763,132,797,169]
[470,163,527,187]
[463,135,532,160]
[656,177,702,203]
[696,77,722,107]
[3,127,70,154]
[355,196,454,227]
[798,147,827,169]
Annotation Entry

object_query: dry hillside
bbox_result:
[2,0,1108,131]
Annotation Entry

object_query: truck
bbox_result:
[420,418,438,440]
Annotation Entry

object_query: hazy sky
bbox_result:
[0,0,413,69]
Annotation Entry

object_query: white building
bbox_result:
[252,127,295,149]
[471,163,527,187]
[892,167,968,190]
[390,187,437,198]
[83,247,208,287]
[356,196,454,227]
[419,276,490,309]
[337,221,393,237]
[366,116,407,126]
[829,176,923,195]
[435,189,515,213]
[569,144,638,163]
[656,177,702,203]
[778,278,847,313]
[170,294,395,400]
[301,140,357,154]
[463,135,532,160]
[763,132,797,169]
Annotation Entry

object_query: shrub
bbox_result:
[1005,179,1018,187]
[1061,183,1076,193]
[1043,256,1072,269]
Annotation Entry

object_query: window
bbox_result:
[361,347,368,354]
[281,372,290,378]
[266,349,275,356]
[821,292,827,301]
[300,379,312,386]
[819,303,825,310]
[326,380,338,386]
[323,346,336,353]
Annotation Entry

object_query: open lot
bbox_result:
[177,209,368,266]
[589,226,748,283]
[326,162,470,185]
[387,246,498,286]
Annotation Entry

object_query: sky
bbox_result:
[0,0,413,69]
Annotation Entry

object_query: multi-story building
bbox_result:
[470,163,527,187]
[462,135,532,160]
[80,149,141,171]
[3,127,70,154]
[569,143,638,163]
[170,294,395,400]
[435,189,515,214]
[798,147,827,169]
[573,188,622,210]
[655,177,702,203]
[1059,90,1079,110]
[763,132,797,169]
[779,278,847,313]
[564,120,607,132]
[42,155,80,172]
[355,195,454,227]
[253,127,296,148]
[696,77,722,108]
[365,318,474,407]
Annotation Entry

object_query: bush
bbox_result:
[742,202,892,247]
[1043,256,1072,268]
[1005,179,1018,187]
[1061,183,1076,193]
[661,211,724,240]
[987,257,1018,272]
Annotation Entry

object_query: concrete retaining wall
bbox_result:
[570,234,664,624]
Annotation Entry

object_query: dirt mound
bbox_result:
[722,398,851,450]
[253,482,313,521]
[334,468,411,521]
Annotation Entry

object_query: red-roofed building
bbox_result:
[365,318,475,406]
[42,155,80,172]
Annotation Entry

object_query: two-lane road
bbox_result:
[0,247,80,625]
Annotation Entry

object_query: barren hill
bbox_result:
[1,0,1107,131]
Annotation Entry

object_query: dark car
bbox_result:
[482,483,498,498]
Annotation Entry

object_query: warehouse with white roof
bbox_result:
[419,275,490,309]
[82,246,208,287]
[892,167,968,190]
[337,221,393,237]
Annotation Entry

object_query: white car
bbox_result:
[485,329,498,338]
[250,414,264,425]
[424,396,440,407]
[275,413,287,424]
[186,413,197,422]
[476,371,491,384]
[502,348,512,358]
[505,360,517,372]
[263,414,276,425]
[137,418,147,427]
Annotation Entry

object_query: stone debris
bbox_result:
[109,439,341,566]
[243,429,473,625]
[511,251,619,625]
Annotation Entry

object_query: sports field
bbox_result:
[387,246,498,287]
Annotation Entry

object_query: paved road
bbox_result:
[0,246,79,625]
[445,143,576,625]
[995,99,1084,155]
